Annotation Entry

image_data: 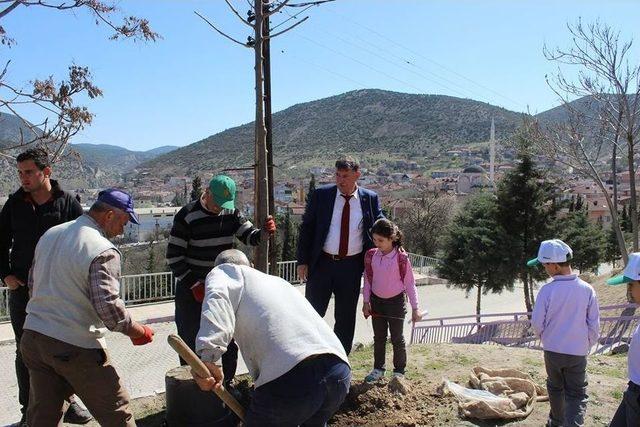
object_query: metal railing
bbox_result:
[411,303,640,355]
[121,272,175,305]
[407,253,440,275]
[0,253,440,321]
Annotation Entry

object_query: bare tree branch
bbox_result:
[223,0,253,27]
[267,15,308,38]
[194,10,251,48]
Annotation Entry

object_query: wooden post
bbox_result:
[263,5,277,273]
[253,0,269,272]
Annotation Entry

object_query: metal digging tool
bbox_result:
[167,334,246,421]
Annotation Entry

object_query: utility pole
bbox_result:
[195,0,332,272]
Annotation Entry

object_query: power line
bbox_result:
[294,33,429,94]
[279,48,369,89]
[323,6,525,110]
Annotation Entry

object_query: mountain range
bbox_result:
[136,89,531,180]
[1,89,590,194]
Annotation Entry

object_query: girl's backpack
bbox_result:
[364,247,409,285]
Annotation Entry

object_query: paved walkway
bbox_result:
[0,283,527,426]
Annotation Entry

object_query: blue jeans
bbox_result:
[246,354,351,427]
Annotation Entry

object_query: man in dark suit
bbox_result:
[297,156,384,354]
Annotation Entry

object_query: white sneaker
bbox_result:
[392,372,405,379]
[365,368,385,383]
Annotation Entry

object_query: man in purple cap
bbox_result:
[20,188,154,426]
[0,148,89,426]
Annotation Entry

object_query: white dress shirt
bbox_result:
[322,187,364,256]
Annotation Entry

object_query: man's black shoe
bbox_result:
[63,401,93,425]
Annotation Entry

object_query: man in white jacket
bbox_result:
[192,249,351,426]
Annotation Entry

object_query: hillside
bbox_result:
[137,89,528,179]
[73,143,178,175]
[0,119,177,194]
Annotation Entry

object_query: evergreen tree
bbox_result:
[190,176,203,201]
[558,210,605,273]
[182,182,189,204]
[574,195,584,211]
[569,196,576,212]
[439,194,515,323]
[495,146,557,312]
[281,209,297,262]
[604,224,621,268]
[305,174,316,206]
[621,205,631,232]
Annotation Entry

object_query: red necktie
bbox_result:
[338,194,353,258]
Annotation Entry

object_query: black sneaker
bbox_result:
[63,401,93,425]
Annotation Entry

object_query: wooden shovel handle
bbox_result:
[167,334,246,421]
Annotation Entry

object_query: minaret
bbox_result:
[489,118,496,189]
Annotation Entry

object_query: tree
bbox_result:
[541,19,640,262]
[574,195,584,212]
[306,174,316,206]
[190,175,203,201]
[439,194,515,324]
[0,1,158,160]
[558,210,605,273]
[621,205,631,232]
[604,225,621,268]
[495,138,558,312]
[281,208,297,262]
[395,191,457,257]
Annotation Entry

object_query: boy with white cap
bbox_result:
[529,239,600,427]
[607,253,640,426]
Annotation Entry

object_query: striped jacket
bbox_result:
[166,199,261,290]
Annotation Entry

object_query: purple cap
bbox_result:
[97,188,139,224]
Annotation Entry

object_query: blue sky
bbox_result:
[2,0,639,151]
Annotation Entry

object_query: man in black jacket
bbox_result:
[0,148,90,426]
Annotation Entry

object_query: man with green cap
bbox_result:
[166,174,276,387]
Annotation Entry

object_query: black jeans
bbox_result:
[610,381,640,427]
[246,354,351,427]
[174,286,238,382]
[371,292,407,374]
[9,286,30,415]
[305,254,363,355]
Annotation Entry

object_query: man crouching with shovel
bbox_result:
[191,249,351,426]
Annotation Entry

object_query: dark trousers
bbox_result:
[175,287,238,382]
[9,286,30,415]
[20,330,134,427]
[544,351,588,427]
[245,354,351,427]
[305,254,363,355]
[610,381,640,427]
[371,292,407,374]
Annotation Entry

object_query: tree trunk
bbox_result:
[522,272,533,313]
[253,0,269,272]
[628,138,638,251]
[476,284,482,326]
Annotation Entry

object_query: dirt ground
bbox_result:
[73,343,628,427]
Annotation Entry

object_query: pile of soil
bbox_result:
[331,377,458,426]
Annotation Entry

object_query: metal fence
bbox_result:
[0,253,438,322]
[410,303,640,355]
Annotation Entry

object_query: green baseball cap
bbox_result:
[209,175,236,210]
[607,252,640,285]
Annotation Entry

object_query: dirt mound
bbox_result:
[331,378,457,426]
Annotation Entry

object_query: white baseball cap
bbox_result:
[527,239,573,267]
[607,252,640,285]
